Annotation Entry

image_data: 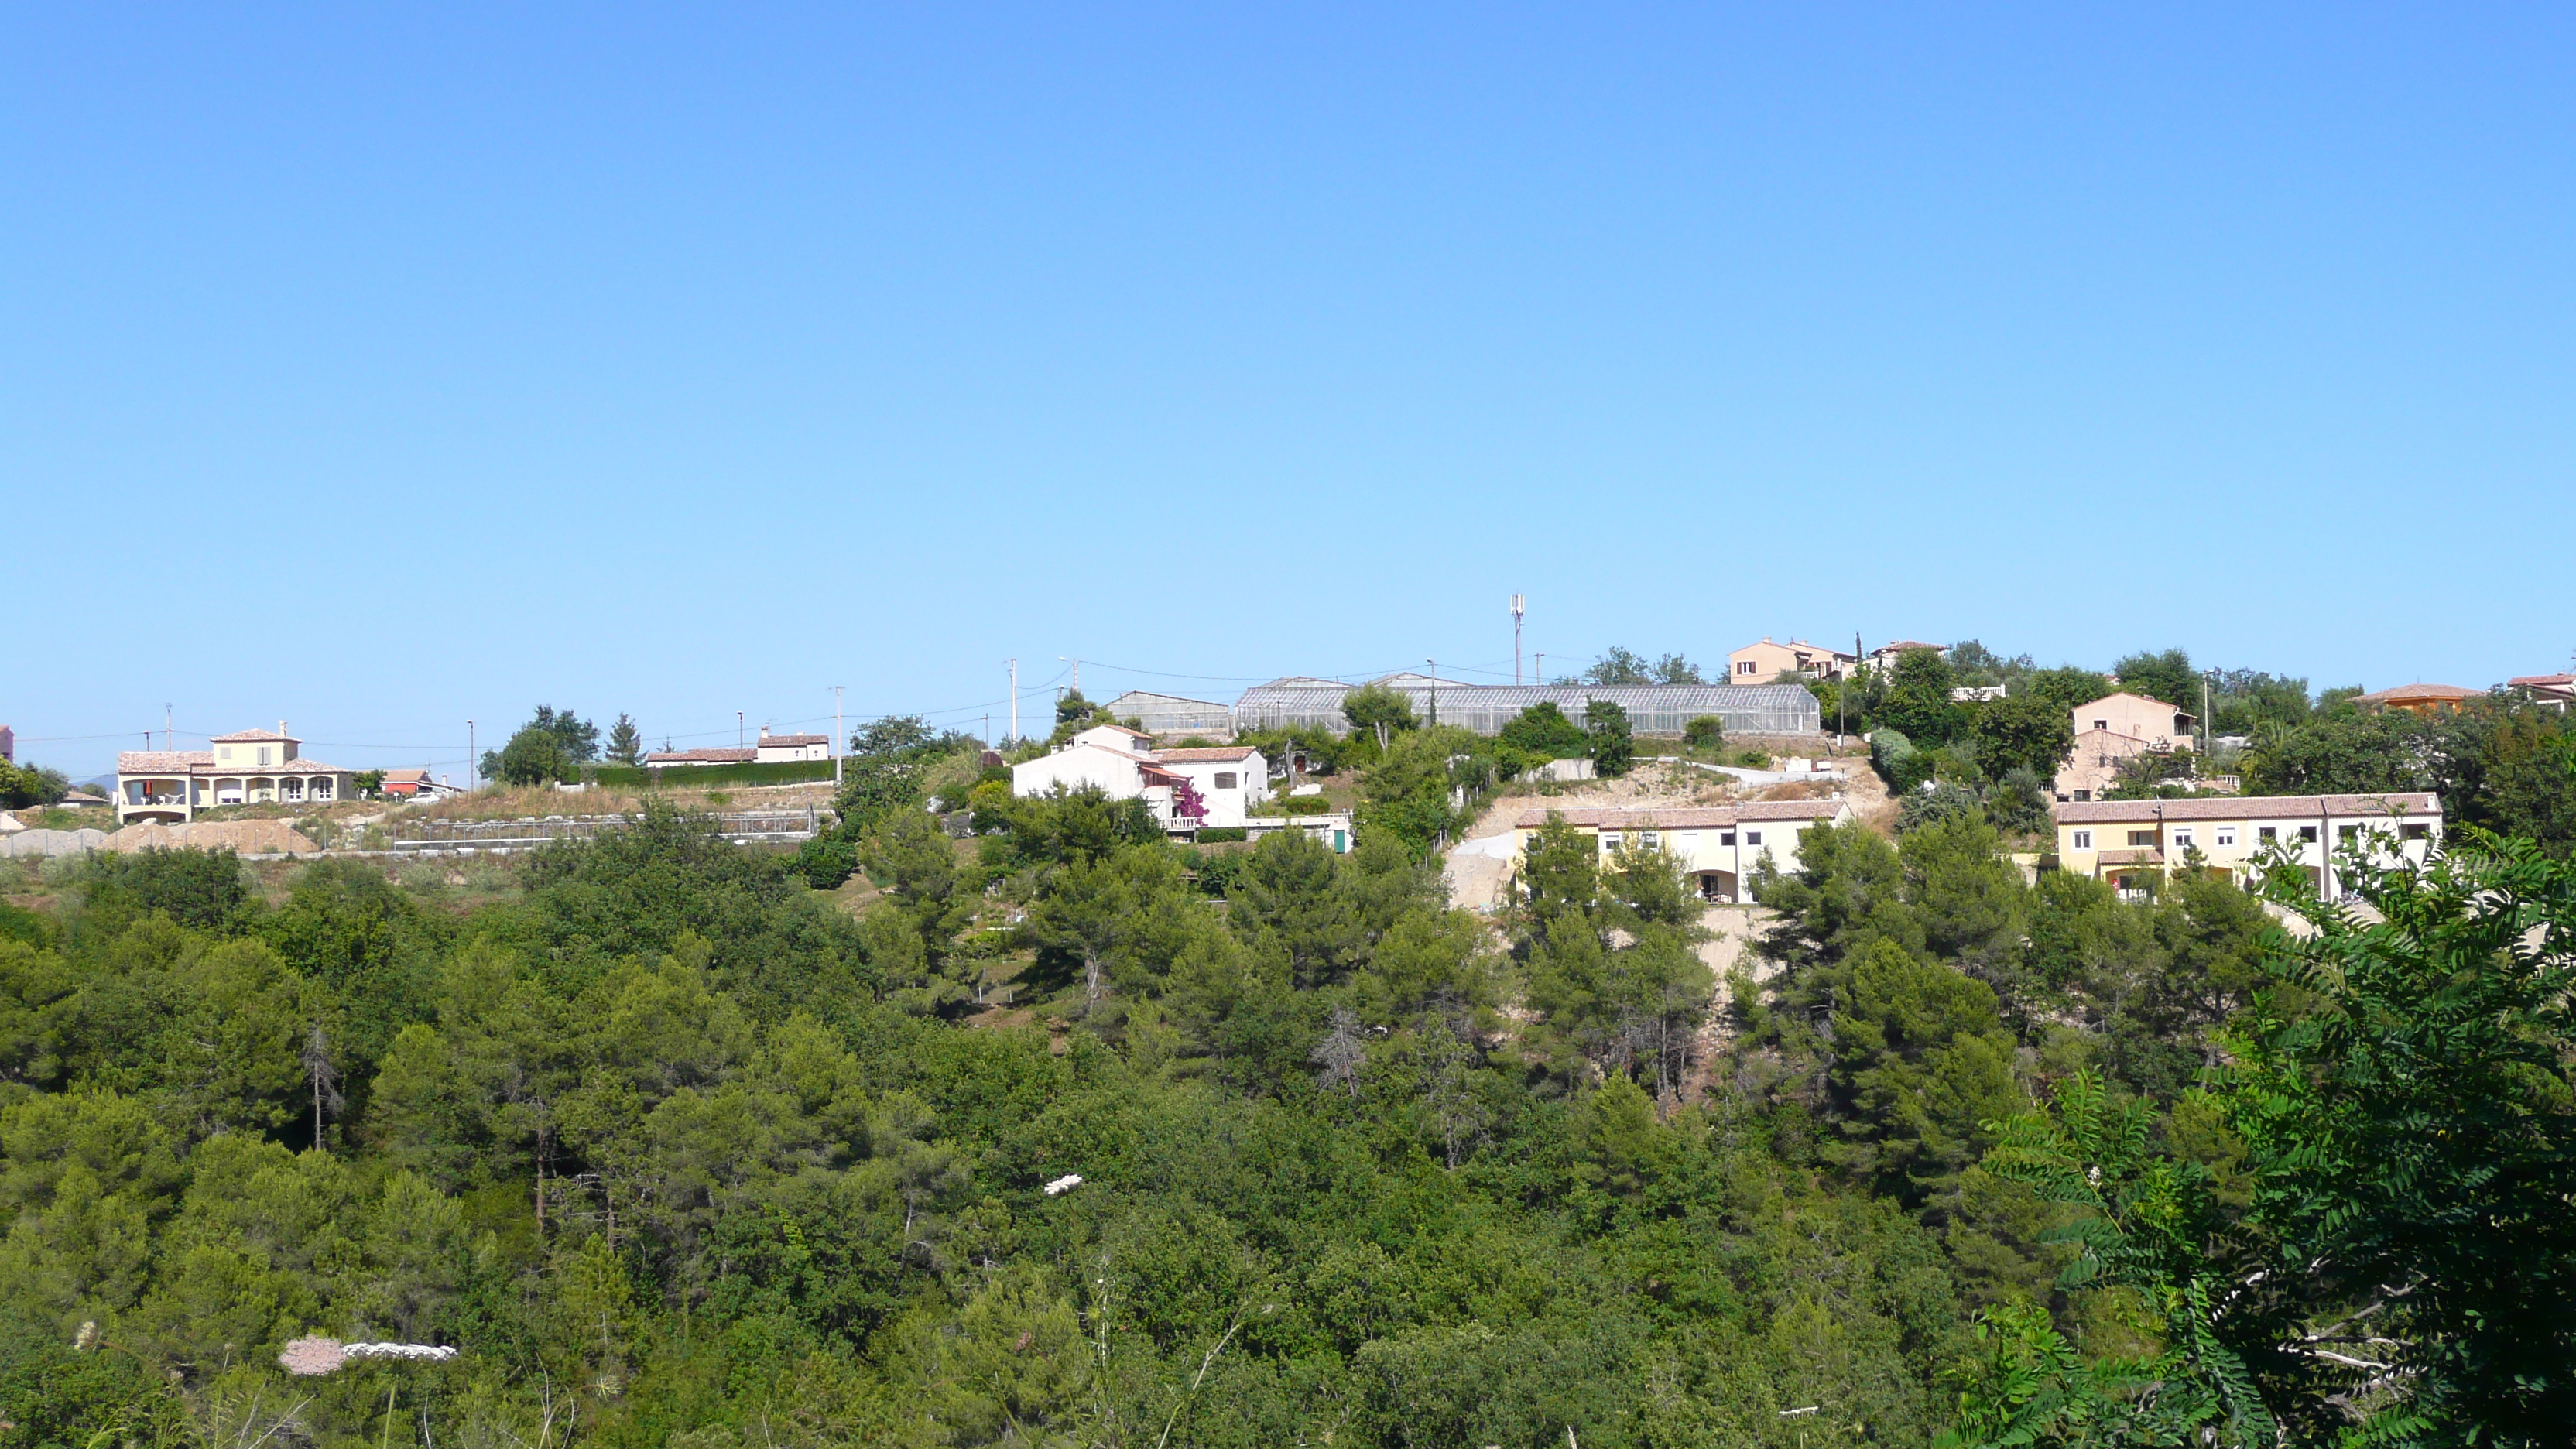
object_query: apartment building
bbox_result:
[1510,799,1852,903]
[2053,792,2442,900]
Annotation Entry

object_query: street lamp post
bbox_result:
[1425,658,1437,728]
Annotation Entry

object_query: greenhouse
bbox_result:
[1228,674,1820,737]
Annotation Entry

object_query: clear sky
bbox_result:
[8,5,2571,780]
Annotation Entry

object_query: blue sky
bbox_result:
[7,5,2570,780]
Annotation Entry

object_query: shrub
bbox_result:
[1255,796,1336,817]
[792,835,858,889]
[1194,826,1248,843]
[1684,715,1725,750]
[1871,728,1935,793]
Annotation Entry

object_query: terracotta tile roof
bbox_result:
[2076,690,2186,714]
[2508,673,2574,688]
[2094,848,2164,866]
[1512,800,1848,830]
[116,752,350,777]
[120,750,216,772]
[646,748,757,764]
[384,769,431,783]
[2355,683,2481,704]
[1870,639,1946,656]
[209,728,297,743]
[2054,793,2440,824]
[1153,747,1257,762]
[758,733,830,747]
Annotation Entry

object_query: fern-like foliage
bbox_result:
[2226,831,2576,1444]
[1961,1071,2278,1447]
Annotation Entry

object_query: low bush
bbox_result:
[1194,826,1249,843]
[792,834,858,889]
[593,759,838,788]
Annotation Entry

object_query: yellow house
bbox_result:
[2052,792,2441,900]
[1726,638,1856,682]
[1511,800,1852,903]
[2353,683,2482,716]
[116,726,356,825]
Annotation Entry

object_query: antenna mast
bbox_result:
[1511,594,1526,685]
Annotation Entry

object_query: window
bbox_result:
[2216,827,2236,848]
[1718,831,1736,845]
[1213,772,1237,790]
[258,747,272,766]
[1601,833,1621,852]
[218,746,232,762]
[2402,823,2431,841]
[1639,831,1660,849]
[1744,831,1763,847]
[2071,830,2093,849]
[2129,830,2157,847]
[2093,719,2109,732]
[2297,826,2317,843]
[2171,828,2194,848]
[2072,790,2091,802]
[2338,824,2359,843]
[1737,659,1756,675]
[2259,826,2277,841]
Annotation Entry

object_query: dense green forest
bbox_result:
[4,689,2572,1445]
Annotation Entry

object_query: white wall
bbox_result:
[1154,750,1267,828]
[1012,742,1149,801]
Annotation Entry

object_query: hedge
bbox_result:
[591,759,838,789]
[1252,796,1338,817]
[1194,827,1249,843]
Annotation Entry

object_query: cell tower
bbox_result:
[1511,594,1526,685]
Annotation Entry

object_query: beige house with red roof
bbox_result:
[1857,639,1950,677]
[1727,637,1857,681]
[2054,792,2441,900]
[1010,724,1268,832]
[115,726,355,825]
[2054,691,2196,802]
[1510,799,1852,903]
[2509,673,2573,711]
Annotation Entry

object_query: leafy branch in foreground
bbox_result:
[2226,831,2576,1444]
[1941,1071,2275,1447]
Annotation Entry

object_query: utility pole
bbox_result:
[165,703,173,750]
[1008,659,1019,744]
[1511,594,1526,685]
[1535,652,1543,686]
[738,711,745,748]
[831,686,844,790]
[1425,658,1437,727]
[2201,673,2213,760]
[1060,656,1079,699]
[467,721,476,791]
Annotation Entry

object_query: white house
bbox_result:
[756,732,832,763]
[1510,799,1853,903]
[1010,725,1269,834]
[115,726,357,825]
